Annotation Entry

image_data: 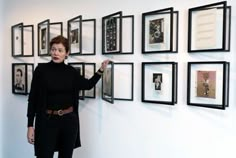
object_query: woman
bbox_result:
[27,35,109,158]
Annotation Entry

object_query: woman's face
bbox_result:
[50,43,69,63]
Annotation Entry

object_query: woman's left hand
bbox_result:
[100,59,110,71]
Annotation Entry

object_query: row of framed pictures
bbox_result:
[11,1,231,57]
[12,61,230,110]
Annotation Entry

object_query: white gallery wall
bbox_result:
[1,0,236,158]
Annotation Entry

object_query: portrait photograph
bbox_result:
[12,64,27,94]
[153,73,163,90]
[196,71,216,98]
[149,18,164,44]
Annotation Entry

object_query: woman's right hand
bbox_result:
[27,127,35,145]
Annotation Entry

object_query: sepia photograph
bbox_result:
[149,18,164,44]
[196,70,216,98]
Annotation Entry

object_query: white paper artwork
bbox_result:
[195,8,217,49]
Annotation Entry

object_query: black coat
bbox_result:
[27,61,101,156]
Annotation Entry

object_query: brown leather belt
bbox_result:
[46,106,73,116]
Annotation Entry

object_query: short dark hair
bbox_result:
[50,35,69,52]
[16,68,23,76]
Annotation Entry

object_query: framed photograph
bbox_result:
[142,62,178,105]
[113,63,134,100]
[102,61,114,103]
[67,15,82,55]
[188,1,231,52]
[68,62,85,100]
[12,23,23,57]
[38,19,50,56]
[12,23,34,57]
[81,19,96,55]
[187,61,230,109]
[102,11,122,54]
[12,63,34,95]
[142,7,179,53]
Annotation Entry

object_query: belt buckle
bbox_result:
[57,110,64,116]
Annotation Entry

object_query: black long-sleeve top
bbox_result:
[27,61,101,127]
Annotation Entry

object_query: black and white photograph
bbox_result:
[38,19,50,56]
[142,62,178,105]
[153,73,162,90]
[11,23,23,56]
[142,7,179,53]
[102,11,122,54]
[67,15,82,55]
[12,63,34,95]
[102,61,114,103]
[149,18,164,44]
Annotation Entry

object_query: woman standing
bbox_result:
[27,35,109,158]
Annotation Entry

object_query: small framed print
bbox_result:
[113,63,134,100]
[188,1,231,52]
[102,11,122,54]
[142,62,178,105]
[142,7,179,53]
[12,63,34,95]
[81,19,96,55]
[11,23,34,57]
[187,61,230,109]
[68,62,85,100]
[102,61,114,103]
[67,15,82,55]
[38,19,50,56]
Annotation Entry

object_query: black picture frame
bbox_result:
[187,61,230,110]
[102,61,114,103]
[67,15,82,55]
[38,19,63,56]
[188,1,231,52]
[142,7,179,53]
[102,11,122,54]
[81,19,96,55]
[142,62,178,105]
[38,19,50,56]
[11,23,34,57]
[113,63,134,100]
[12,63,34,95]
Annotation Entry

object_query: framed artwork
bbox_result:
[113,63,134,100]
[81,19,96,55]
[67,15,82,55]
[12,63,34,95]
[102,11,122,54]
[142,62,178,105]
[68,62,85,99]
[11,23,34,57]
[188,1,231,52]
[38,19,50,56]
[187,61,230,109]
[102,61,114,103]
[142,7,179,53]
